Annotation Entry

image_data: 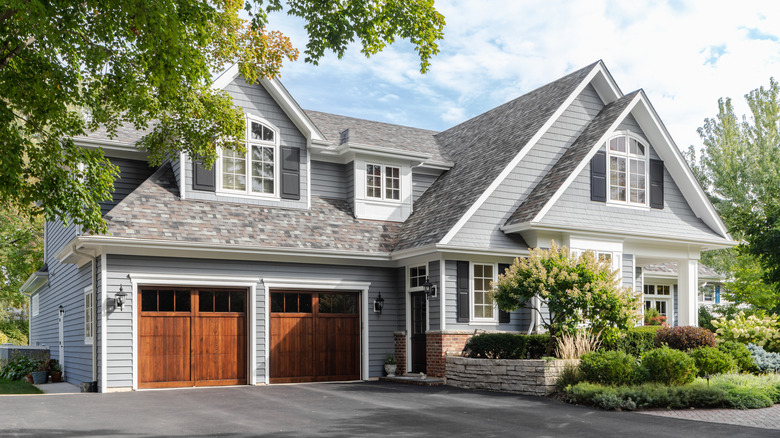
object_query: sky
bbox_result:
[266,0,780,152]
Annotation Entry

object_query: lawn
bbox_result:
[0,379,43,394]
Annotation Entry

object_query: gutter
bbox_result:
[72,243,98,392]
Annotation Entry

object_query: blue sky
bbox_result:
[266,0,780,152]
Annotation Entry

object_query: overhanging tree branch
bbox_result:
[0,36,35,70]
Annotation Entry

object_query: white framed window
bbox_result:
[84,286,94,345]
[31,293,39,317]
[365,164,401,201]
[471,263,496,321]
[218,116,278,197]
[644,283,672,321]
[409,264,427,290]
[607,134,647,206]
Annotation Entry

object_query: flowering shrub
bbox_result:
[711,312,780,353]
[655,326,716,351]
[643,308,667,326]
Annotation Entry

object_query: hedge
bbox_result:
[465,333,550,359]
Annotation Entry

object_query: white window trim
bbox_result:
[31,293,39,317]
[571,249,621,274]
[216,114,280,200]
[84,286,94,345]
[408,263,428,292]
[470,262,498,323]
[606,132,649,208]
[364,163,402,203]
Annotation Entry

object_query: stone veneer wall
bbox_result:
[426,331,474,377]
[393,331,407,375]
[446,357,576,396]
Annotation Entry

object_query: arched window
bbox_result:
[607,134,647,205]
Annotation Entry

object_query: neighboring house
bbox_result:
[642,261,726,325]
[21,61,734,392]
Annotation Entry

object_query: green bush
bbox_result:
[711,374,780,409]
[465,333,551,359]
[717,341,757,373]
[712,311,780,352]
[0,355,42,381]
[746,343,780,373]
[600,326,659,356]
[642,346,697,385]
[655,326,716,351]
[564,381,727,410]
[579,350,643,386]
[0,318,29,346]
[555,360,584,391]
[699,306,717,332]
[688,346,736,377]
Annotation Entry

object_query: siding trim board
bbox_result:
[127,274,261,390]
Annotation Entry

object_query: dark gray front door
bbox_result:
[410,292,426,373]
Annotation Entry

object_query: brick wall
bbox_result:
[425,331,473,377]
[393,331,406,375]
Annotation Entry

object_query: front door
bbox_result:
[410,292,426,373]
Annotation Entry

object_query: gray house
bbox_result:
[22,61,734,392]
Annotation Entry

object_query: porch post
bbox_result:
[677,260,698,326]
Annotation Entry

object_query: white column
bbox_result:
[677,259,699,326]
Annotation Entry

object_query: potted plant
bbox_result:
[47,359,63,383]
[31,361,48,384]
[384,354,398,377]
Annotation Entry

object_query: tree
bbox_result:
[0,205,43,311]
[688,78,780,310]
[492,243,641,354]
[0,0,445,233]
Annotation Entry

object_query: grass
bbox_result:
[0,379,43,394]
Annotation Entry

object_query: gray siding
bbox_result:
[541,142,721,240]
[622,253,634,289]
[635,266,643,293]
[427,261,441,331]
[101,157,156,216]
[443,260,530,331]
[673,284,679,327]
[345,161,355,214]
[186,76,309,209]
[412,172,438,204]
[449,85,604,249]
[311,160,346,199]
[105,255,404,388]
[30,217,95,387]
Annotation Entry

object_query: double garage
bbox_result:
[137,287,361,388]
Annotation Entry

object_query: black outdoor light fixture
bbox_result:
[58,305,64,316]
[115,284,127,311]
[374,292,385,314]
[423,277,437,299]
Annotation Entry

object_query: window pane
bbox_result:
[158,290,174,311]
[271,293,284,313]
[319,293,332,313]
[483,265,493,277]
[200,291,215,312]
[263,179,274,193]
[474,306,483,318]
[142,290,157,312]
[230,291,245,313]
[284,293,298,313]
[484,305,493,319]
[645,300,651,310]
[251,122,263,140]
[298,294,312,313]
[262,126,274,142]
[215,292,230,312]
[175,290,190,312]
[344,295,357,314]
[235,175,246,191]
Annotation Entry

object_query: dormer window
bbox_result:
[366,164,400,201]
[219,117,278,197]
[607,135,647,206]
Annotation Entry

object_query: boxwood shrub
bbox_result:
[655,326,716,351]
[717,341,756,373]
[642,346,697,385]
[688,346,736,377]
[579,350,643,386]
[465,333,551,359]
[600,326,659,356]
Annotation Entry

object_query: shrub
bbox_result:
[642,346,697,386]
[579,350,642,386]
[0,318,29,346]
[564,381,727,410]
[555,360,584,391]
[699,306,717,332]
[555,330,601,359]
[711,374,780,409]
[717,341,757,373]
[688,346,736,377]
[643,308,666,326]
[465,333,551,359]
[0,354,42,381]
[525,334,551,359]
[600,326,659,357]
[746,343,780,373]
[711,311,780,352]
[655,326,716,351]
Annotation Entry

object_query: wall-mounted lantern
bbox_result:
[374,292,385,314]
[423,277,437,299]
[115,285,127,311]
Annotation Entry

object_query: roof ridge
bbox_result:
[303,109,440,134]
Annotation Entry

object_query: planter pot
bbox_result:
[51,371,63,383]
[31,371,47,384]
[24,374,33,384]
[384,364,397,377]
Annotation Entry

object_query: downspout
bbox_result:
[72,243,98,391]
[526,296,536,335]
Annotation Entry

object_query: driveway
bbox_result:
[2,381,778,437]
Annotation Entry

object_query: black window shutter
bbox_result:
[192,160,216,192]
[456,261,470,323]
[280,147,300,200]
[649,159,664,209]
[590,150,607,202]
[497,263,511,324]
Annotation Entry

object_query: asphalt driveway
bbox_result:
[1,381,778,437]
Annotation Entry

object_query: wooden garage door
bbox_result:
[138,288,247,389]
[270,291,360,383]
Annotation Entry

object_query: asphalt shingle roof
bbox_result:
[73,123,152,145]
[505,91,639,226]
[304,110,451,164]
[393,61,599,251]
[103,164,399,253]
